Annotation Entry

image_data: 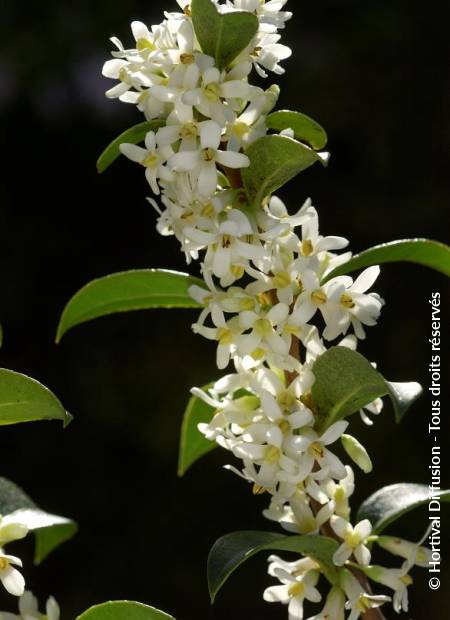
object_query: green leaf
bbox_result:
[0,369,72,427]
[77,601,174,620]
[323,239,450,283]
[208,530,339,602]
[56,269,205,342]
[0,477,77,564]
[266,110,328,150]
[242,135,327,207]
[357,483,450,534]
[191,0,258,70]
[96,120,165,173]
[178,385,216,477]
[311,347,422,432]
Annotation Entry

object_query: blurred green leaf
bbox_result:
[357,483,450,534]
[56,269,205,342]
[0,477,77,564]
[323,239,450,282]
[311,347,422,432]
[97,120,165,173]
[208,530,339,602]
[178,385,216,477]
[266,110,328,149]
[191,0,258,70]
[77,601,174,620]
[0,369,72,427]
[242,135,327,207]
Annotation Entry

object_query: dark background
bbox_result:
[0,0,448,618]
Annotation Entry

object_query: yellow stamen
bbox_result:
[180,52,194,64]
[204,82,221,102]
[217,328,233,345]
[0,558,8,570]
[311,290,327,305]
[142,153,159,168]
[340,293,355,309]
[309,441,324,459]
[231,265,245,279]
[288,582,305,597]
[136,38,155,51]
[201,202,214,217]
[202,147,216,162]
[273,272,291,289]
[181,122,198,139]
[265,445,281,463]
[233,121,249,137]
[301,239,314,256]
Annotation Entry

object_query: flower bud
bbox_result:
[341,434,373,473]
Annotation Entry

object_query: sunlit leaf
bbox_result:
[266,110,328,149]
[208,530,339,602]
[311,347,422,432]
[323,239,450,282]
[97,120,165,173]
[56,269,205,342]
[0,477,77,564]
[0,369,72,427]
[242,135,327,208]
[357,483,450,534]
[77,601,174,620]
[191,0,258,70]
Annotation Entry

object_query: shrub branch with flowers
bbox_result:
[1,1,448,620]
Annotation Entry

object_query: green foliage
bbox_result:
[0,477,77,564]
[56,269,205,342]
[178,385,216,477]
[208,530,339,602]
[357,483,450,534]
[311,347,422,432]
[191,0,258,70]
[0,369,72,427]
[323,239,450,282]
[77,602,174,620]
[266,110,328,149]
[242,135,327,208]
[96,120,165,173]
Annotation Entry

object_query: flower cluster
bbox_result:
[102,0,292,261]
[103,1,432,618]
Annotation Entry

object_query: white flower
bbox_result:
[286,421,349,480]
[251,32,292,78]
[320,466,354,519]
[183,61,252,125]
[299,207,349,259]
[264,495,335,535]
[306,586,346,620]
[0,590,60,620]
[169,120,250,197]
[362,565,413,613]
[120,131,174,194]
[0,550,25,597]
[341,570,390,620]
[330,516,372,566]
[237,303,290,359]
[264,564,321,620]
